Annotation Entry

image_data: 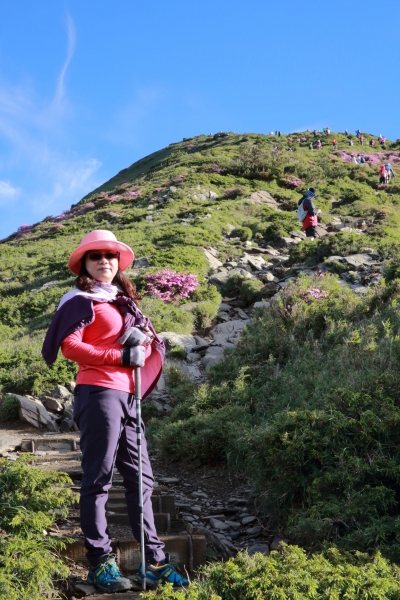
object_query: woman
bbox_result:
[42,230,188,593]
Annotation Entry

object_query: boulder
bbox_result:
[258,272,277,283]
[50,385,74,402]
[209,271,230,287]
[227,268,255,280]
[202,346,225,370]
[253,301,271,310]
[280,237,299,247]
[42,396,64,413]
[15,394,59,431]
[159,332,197,352]
[241,254,267,271]
[211,319,250,346]
[204,248,223,269]
[218,302,232,312]
[246,191,281,209]
[344,254,377,269]
[134,256,151,268]
[210,518,230,531]
[242,515,256,525]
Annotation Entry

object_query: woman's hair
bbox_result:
[75,254,141,303]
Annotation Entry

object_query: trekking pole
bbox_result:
[135,365,146,592]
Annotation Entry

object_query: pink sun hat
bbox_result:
[68,230,135,275]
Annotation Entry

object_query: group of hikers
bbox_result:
[379,162,395,184]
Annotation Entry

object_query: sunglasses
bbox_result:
[86,251,120,261]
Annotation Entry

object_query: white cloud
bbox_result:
[0,180,19,199]
[53,13,76,112]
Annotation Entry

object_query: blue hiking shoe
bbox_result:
[87,553,132,593]
[133,552,189,589]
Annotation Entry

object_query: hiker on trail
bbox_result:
[356,129,361,137]
[352,156,358,164]
[331,138,337,149]
[359,134,364,145]
[297,187,321,241]
[385,162,395,181]
[309,142,313,150]
[359,155,365,164]
[42,230,188,593]
[379,136,386,147]
[370,138,375,147]
[345,129,348,136]
[379,164,388,184]
[349,139,354,146]
[326,127,330,135]
[316,140,322,149]
[313,129,317,136]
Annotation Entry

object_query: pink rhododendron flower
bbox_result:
[144,269,199,303]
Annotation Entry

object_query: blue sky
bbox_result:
[0,0,399,239]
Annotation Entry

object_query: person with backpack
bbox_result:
[297,188,321,240]
[331,138,337,149]
[379,164,388,184]
[316,140,322,149]
[369,138,375,147]
[385,162,395,181]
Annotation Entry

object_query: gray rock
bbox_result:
[134,256,151,268]
[211,320,250,346]
[209,271,230,287]
[344,254,377,269]
[246,526,262,536]
[202,347,225,370]
[280,237,299,247]
[228,268,255,280]
[210,518,230,531]
[270,537,288,550]
[242,516,256,525]
[290,230,307,240]
[246,191,281,209]
[204,248,223,269]
[15,394,59,431]
[351,285,369,295]
[234,308,248,319]
[148,400,164,412]
[258,272,277,283]
[66,381,76,393]
[225,520,241,529]
[253,301,271,311]
[42,397,64,413]
[159,332,197,352]
[248,543,269,556]
[60,418,78,433]
[63,399,74,420]
[50,385,73,401]
[208,191,218,201]
[74,582,96,595]
[219,303,232,312]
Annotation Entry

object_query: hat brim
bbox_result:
[68,240,134,275]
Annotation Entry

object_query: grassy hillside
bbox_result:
[4,129,400,592]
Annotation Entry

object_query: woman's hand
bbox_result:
[120,345,146,367]
[120,327,149,347]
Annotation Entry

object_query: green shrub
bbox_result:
[239,279,263,304]
[0,394,19,420]
[0,458,73,600]
[140,296,194,334]
[147,546,400,600]
[231,226,252,241]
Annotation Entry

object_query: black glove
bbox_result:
[120,345,145,367]
[119,327,148,347]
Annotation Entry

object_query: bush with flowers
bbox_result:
[143,268,199,304]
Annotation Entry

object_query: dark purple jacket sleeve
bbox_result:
[41,296,95,365]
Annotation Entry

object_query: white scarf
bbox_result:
[57,282,121,310]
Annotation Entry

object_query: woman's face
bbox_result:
[85,249,119,284]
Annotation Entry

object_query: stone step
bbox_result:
[64,534,206,576]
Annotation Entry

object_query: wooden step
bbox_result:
[69,512,183,534]
[64,534,206,575]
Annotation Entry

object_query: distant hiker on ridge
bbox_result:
[331,138,337,149]
[297,187,321,241]
[316,140,322,149]
[369,138,375,147]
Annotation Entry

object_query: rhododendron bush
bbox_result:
[144,268,199,303]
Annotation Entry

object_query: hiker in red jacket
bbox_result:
[331,138,337,149]
[297,188,321,241]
